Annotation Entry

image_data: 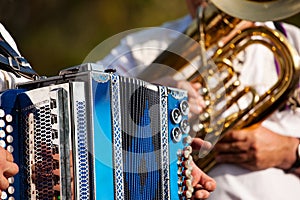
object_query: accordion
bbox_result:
[0,63,193,200]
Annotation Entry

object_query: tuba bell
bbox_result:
[138,0,300,172]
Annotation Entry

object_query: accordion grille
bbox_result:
[22,105,55,199]
[120,78,163,200]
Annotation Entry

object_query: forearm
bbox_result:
[277,137,300,176]
[262,108,300,175]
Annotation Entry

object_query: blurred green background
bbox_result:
[1,0,300,76]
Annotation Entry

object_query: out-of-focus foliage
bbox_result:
[0,0,187,75]
[0,0,299,76]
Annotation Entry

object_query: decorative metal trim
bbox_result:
[110,74,124,200]
[169,88,188,100]
[75,100,90,199]
[92,72,110,83]
[159,86,170,200]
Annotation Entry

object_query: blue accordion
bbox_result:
[0,63,193,200]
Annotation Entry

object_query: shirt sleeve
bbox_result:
[0,23,21,56]
[0,23,31,91]
[95,15,192,77]
[262,23,300,137]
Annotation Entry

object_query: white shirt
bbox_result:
[96,16,300,199]
[96,15,193,77]
[0,23,30,91]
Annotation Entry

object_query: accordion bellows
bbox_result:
[0,63,193,200]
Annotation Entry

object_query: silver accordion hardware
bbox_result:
[0,63,193,200]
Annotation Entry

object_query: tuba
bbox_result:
[137,0,300,172]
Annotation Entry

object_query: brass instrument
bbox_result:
[138,0,300,173]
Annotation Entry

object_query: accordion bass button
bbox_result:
[182,147,192,159]
[184,146,192,153]
[180,119,190,134]
[183,135,192,145]
[7,145,14,153]
[177,149,183,158]
[8,177,14,184]
[171,127,182,143]
[1,191,7,199]
[0,120,5,128]
[182,157,192,168]
[179,189,193,199]
[5,115,13,123]
[177,168,183,177]
[171,108,182,124]
[7,186,14,194]
[0,109,5,118]
[182,169,192,178]
[6,135,13,143]
[6,125,13,133]
[186,187,194,199]
[0,140,6,148]
[8,197,14,200]
[185,179,192,188]
[180,100,189,116]
[0,130,5,138]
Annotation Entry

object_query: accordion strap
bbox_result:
[0,33,38,80]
